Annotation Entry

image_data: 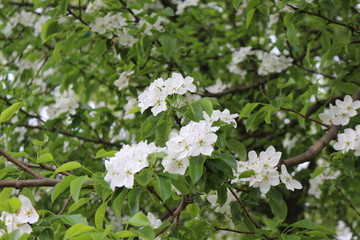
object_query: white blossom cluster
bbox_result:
[139,14,168,36]
[257,52,293,75]
[113,71,134,91]
[309,167,340,199]
[123,96,138,120]
[138,73,196,116]
[85,0,107,13]
[0,195,39,237]
[162,109,238,175]
[2,10,49,37]
[333,125,360,156]
[104,141,163,189]
[234,146,302,194]
[47,86,79,119]
[319,95,360,127]
[204,79,229,94]
[176,0,199,14]
[228,47,252,77]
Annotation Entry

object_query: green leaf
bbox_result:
[246,0,260,11]
[0,196,22,213]
[281,235,301,240]
[159,35,177,60]
[115,230,136,238]
[267,189,287,220]
[95,202,107,229]
[342,155,356,177]
[238,170,255,178]
[56,162,81,173]
[70,176,88,202]
[126,212,151,227]
[196,98,213,116]
[61,214,88,226]
[239,103,260,120]
[95,149,118,159]
[128,106,141,114]
[56,0,69,15]
[233,0,242,8]
[0,102,23,123]
[213,152,237,171]
[287,23,300,46]
[113,189,127,220]
[155,112,173,147]
[64,224,95,240]
[52,175,77,202]
[334,82,359,94]
[157,175,172,201]
[41,18,57,43]
[135,169,152,186]
[131,226,155,240]
[189,156,206,184]
[227,139,247,161]
[68,198,91,213]
[246,9,256,29]
[290,219,316,229]
[161,7,174,16]
[311,167,327,179]
[37,153,54,163]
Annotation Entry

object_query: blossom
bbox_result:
[333,128,356,153]
[147,212,162,229]
[257,52,292,75]
[280,165,302,191]
[17,195,39,224]
[162,152,189,175]
[231,47,253,64]
[113,71,134,91]
[104,141,162,189]
[47,86,79,119]
[204,79,229,94]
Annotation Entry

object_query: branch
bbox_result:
[281,87,360,167]
[23,162,72,176]
[3,122,123,148]
[58,195,73,215]
[288,4,359,33]
[280,107,330,129]
[201,77,273,98]
[118,0,140,22]
[67,7,89,26]
[155,195,192,237]
[0,179,60,188]
[214,227,255,234]
[336,185,360,218]
[0,149,44,179]
[147,186,174,216]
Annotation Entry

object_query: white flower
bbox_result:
[90,15,112,34]
[114,71,134,91]
[333,128,356,153]
[176,0,199,14]
[165,73,196,95]
[204,79,228,93]
[280,165,302,191]
[231,47,253,64]
[219,109,239,127]
[257,53,292,75]
[17,195,39,224]
[114,30,137,47]
[162,152,189,175]
[147,212,162,229]
[47,86,79,119]
[259,146,282,169]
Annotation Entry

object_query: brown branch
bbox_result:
[147,186,174,216]
[280,107,330,129]
[214,227,255,234]
[2,122,123,148]
[288,4,359,33]
[58,195,73,215]
[336,186,360,218]
[281,87,360,167]
[155,195,192,237]
[67,7,89,26]
[24,162,72,176]
[234,186,250,193]
[118,0,140,22]
[0,149,44,179]
[201,77,273,97]
[228,188,260,229]
[0,179,60,188]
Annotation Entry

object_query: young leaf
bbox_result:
[126,212,151,227]
[189,156,206,184]
[55,162,81,173]
[70,176,88,202]
[0,102,23,123]
[51,175,77,202]
[95,202,107,229]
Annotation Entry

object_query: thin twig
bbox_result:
[58,195,73,215]
[0,149,44,179]
[336,186,360,218]
[215,227,255,234]
[288,4,359,33]
[147,186,174,216]
[280,107,330,129]
[24,162,72,176]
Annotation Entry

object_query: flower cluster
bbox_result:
[47,86,79,119]
[138,73,196,116]
[176,0,199,14]
[333,125,360,156]
[319,95,360,126]
[162,109,238,175]
[257,52,292,75]
[204,79,229,94]
[104,141,162,189]
[234,146,302,193]
[0,195,39,237]
[309,166,340,199]
[113,71,134,91]
[228,47,253,77]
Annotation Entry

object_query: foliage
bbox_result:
[0,0,360,239]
